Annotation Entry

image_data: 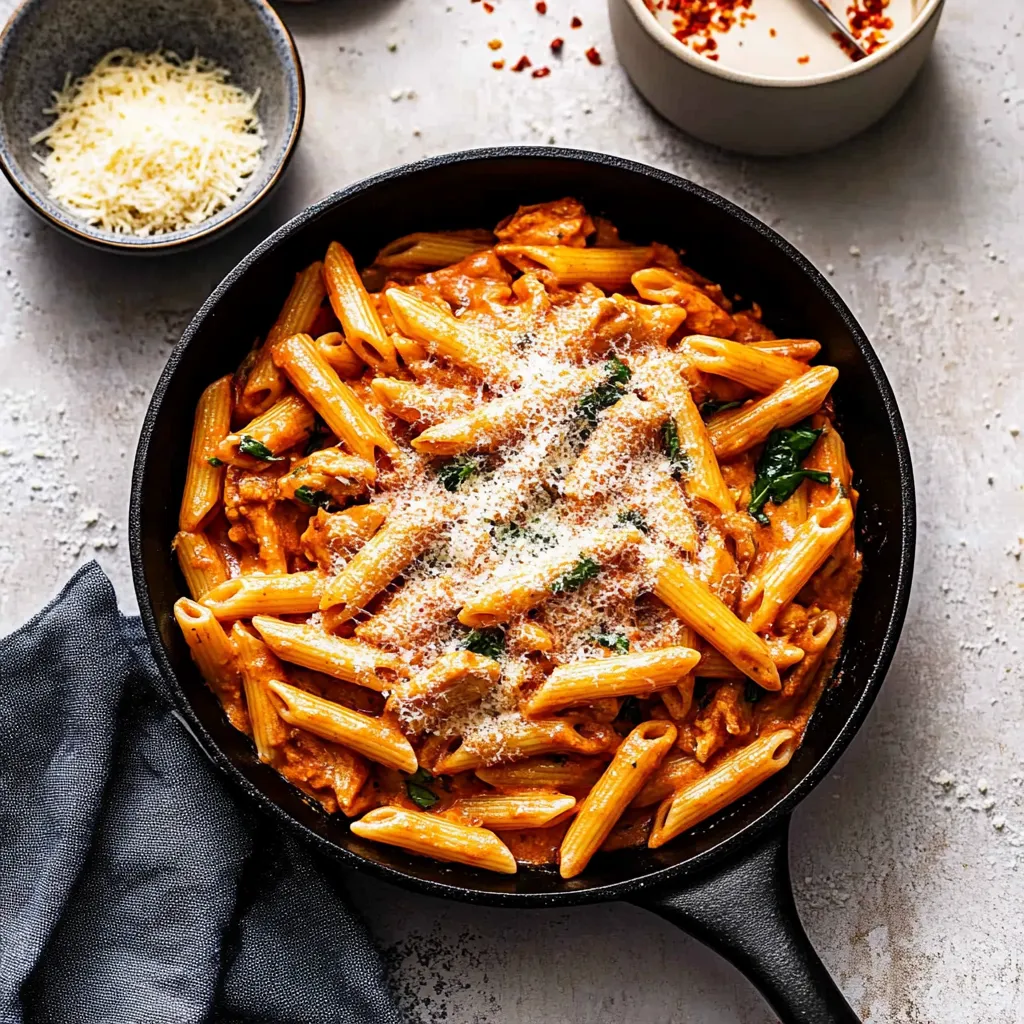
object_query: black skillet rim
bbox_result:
[129,146,916,908]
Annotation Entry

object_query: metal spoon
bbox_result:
[800,0,871,60]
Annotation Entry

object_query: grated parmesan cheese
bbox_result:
[31,48,266,236]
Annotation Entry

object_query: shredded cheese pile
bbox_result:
[31,48,266,236]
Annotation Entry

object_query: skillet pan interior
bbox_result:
[131,149,914,904]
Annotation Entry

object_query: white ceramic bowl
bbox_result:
[609,0,945,156]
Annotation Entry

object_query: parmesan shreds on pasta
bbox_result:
[31,48,266,236]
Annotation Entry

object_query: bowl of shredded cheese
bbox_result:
[0,0,304,252]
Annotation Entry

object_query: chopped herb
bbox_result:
[747,423,831,525]
[238,435,284,461]
[207,456,223,467]
[405,767,439,810]
[661,418,691,478]
[617,695,642,726]
[514,330,536,349]
[615,509,649,533]
[294,485,333,510]
[436,455,478,492]
[744,679,763,704]
[550,556,600,594]
[592,630,630,654]
[578,357,632,426]
[461,626,506,660]
[631,761,638,769]
[700,399,743,419]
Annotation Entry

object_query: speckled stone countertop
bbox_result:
[0,1,1021,1021]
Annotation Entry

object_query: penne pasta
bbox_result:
[559,720,677,878]
[180,375,232,531]
[202,571,325,620]
[217,392,315,467]
[232,623,289,762]
[324,241,400,372]
[748,338,821,361]
[240,262,326,418]
[350,806,517,874]
[268,678,418,773]
[272,333,396,461]
[649,729,798,847]
[449,791,576,830]
[706,365,839,459]
[475,757,605,791]
[496,244,654,288]
[375,231,493,269]
[525,646,700,716]
[369,377,475,427]
[683,334,808,393]
[173,530,229,600]
[317,331,366,379]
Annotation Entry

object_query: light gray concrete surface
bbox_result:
[1,1,1021,1021]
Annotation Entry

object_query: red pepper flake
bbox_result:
[482,1,494,11]
[660,0,754,57]
[585,46,601,65]
[833,0,893,58]
[769,27,777,38]
[550,37,564,53]
[706,53,719,60]
[535,1,547,12]
[797,54,810,64]
[570,16,582,28]
[511,55,532,72]
[492,59,505,69]
[532,66,551,78]
[488,38,502,50]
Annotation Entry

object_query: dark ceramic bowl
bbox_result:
[0,0,304,253]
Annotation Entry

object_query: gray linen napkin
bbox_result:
[0,562,402,1024]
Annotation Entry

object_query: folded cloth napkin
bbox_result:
[0,563,403,1024]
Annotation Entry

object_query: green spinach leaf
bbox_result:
[747,424,830,525]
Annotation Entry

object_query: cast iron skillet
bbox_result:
[130,148,915,1024]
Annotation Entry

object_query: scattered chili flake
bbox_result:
[659,0,754,58]
[797,54,810,64]
[585,46,601,65]
[833,0,892,58]
[571,16,582,28]
[511,55,532,72]
[492,59,506,69]
[482,1,494,11]
[535,0,547,12]
[769,27,777,38]
[550,36,564,53]
[532,66,551,78]
[488,38,502,50]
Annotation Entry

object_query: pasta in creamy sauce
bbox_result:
[173,198,861,877]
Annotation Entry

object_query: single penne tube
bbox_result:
[631,749,706,808]
[369,377,476,427]
[272,333,396,461]
[524,646,700,716]
[743,498,854,633]
[180,375,232,531]
[232,624,289,762]
[649,729,798,847]
[268,678,418,773]
[353,574,458,649]
[217,393,315,466]
[458,525,644,629]
[805,416,852,508]
[495,244,654,288]
[641,352,734,513]
[375,231,492,269]
[317,331,366,379]
[706,365,839,459]
[202,571,325,620]
[350,806,517,874]
[748,338,821,361]
[174,597,248,732]
[475,756,605,790]
[449,792,577,830]
[563,393,662,503]
[241,262,326,418]
[683,335,808,393]
[324,241,400,372]
[435,718,619,773]
[507,619,555,654]
[251,615,409,690]
[174,530,230,600]
[559,720,677,878]
[385,287,516,386]
[650,551,780,691]
[319,499,451,616]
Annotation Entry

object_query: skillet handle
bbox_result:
[629,816,860,1024]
